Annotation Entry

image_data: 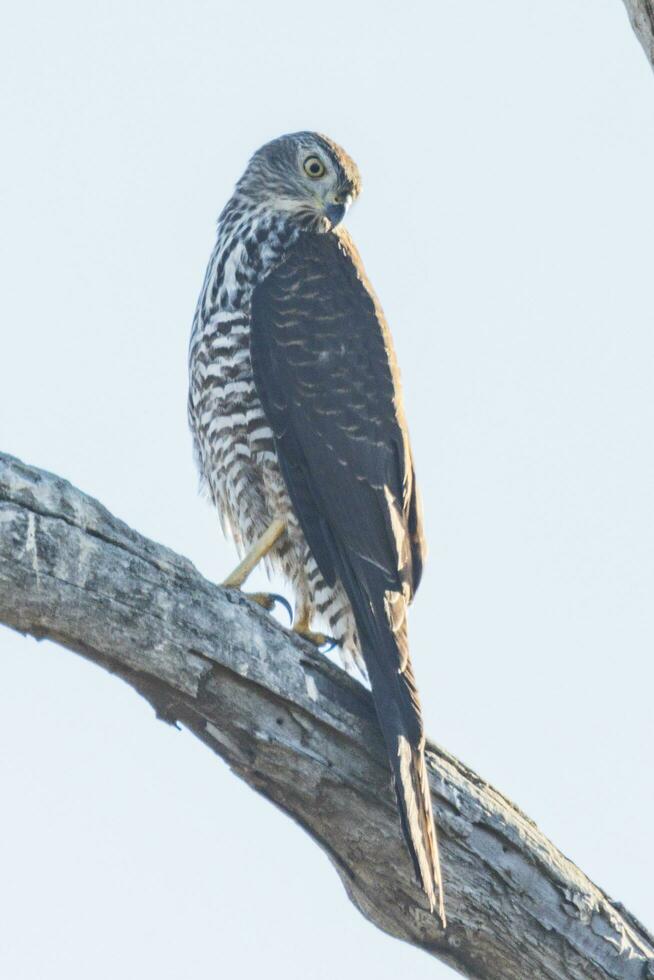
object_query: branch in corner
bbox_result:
[622,0,654,72]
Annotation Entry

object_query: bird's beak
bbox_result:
[324,193,352,227]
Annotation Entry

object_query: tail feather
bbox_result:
[396,734,446,925]
[332,554,446,923]
[358,606,446,926]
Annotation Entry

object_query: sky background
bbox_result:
[1,2,653,977]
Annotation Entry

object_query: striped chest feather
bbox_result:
[188,206,299,537]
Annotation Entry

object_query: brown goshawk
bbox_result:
[188,132,444,923]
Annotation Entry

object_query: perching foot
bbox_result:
[247,591,293,622]
[293,625,338,653]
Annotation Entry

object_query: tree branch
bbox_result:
[623,0,654,71]
[0,452,652,979]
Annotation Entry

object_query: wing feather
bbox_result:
[251,228,423,598]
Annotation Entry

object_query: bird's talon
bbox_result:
[270,593,294,622]
[247,591,293,621]
[294,626,339,652]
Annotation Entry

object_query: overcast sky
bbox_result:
[1,2,653,978]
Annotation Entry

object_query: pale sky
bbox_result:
[1,2,653,978]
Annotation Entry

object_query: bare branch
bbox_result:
[0,452,652,979]
[623,0,654,71]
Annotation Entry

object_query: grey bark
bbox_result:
[623,0,654,71]
[0,451,652,980]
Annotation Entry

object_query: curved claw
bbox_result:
[319,635,338,653]
[244,591,293,623]
[269,592,293,623]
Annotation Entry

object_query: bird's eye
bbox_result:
[303,155,326,179]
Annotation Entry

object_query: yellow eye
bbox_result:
[303,155,326,178]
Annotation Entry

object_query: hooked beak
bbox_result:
[324,193,352,227]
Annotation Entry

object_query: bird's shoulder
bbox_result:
[252,228,401,440]
[253,227,403,390]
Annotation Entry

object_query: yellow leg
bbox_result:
[220,518,291,619]
[221,518,286,589]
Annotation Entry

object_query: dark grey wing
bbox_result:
[250,228,423,603]
[250,229,443,920]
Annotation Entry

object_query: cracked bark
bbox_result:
[623,0,654,70]
[0,451,652,980]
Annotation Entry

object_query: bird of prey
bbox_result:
[188,132,445,924]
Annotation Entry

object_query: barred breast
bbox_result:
[189,307,268,533]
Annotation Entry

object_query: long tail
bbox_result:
[343,576,445,925]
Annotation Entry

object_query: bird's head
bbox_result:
[234,132,361,231]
